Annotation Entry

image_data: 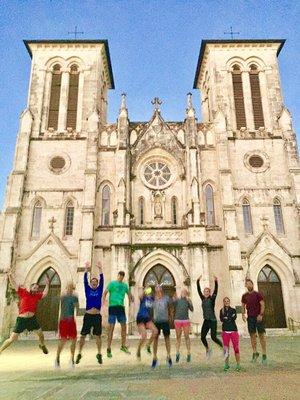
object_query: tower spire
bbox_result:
[186,92,195,118]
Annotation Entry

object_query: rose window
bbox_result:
[144,162,171,188]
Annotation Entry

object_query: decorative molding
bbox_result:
[133,230,184,244]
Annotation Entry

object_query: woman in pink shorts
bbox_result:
[173,288,194,362]
[220,297,241,371]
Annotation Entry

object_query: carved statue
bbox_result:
[154,196,162,217]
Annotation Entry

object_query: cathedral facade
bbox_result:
[0,39,299,338]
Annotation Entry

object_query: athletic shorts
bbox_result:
[155,321,170,337]
[247,316,266,334]
[136,316,152,325]
[108,306,127,325]
[13,315,40,333]
[174,320,190,329]
[59,317,77,340]
[81,313,102,336]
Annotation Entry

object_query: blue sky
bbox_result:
[0,0,299,207]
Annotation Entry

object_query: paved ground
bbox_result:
[0,336,299,400]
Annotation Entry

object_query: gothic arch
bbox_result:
[30,196,47,208]
[245,56,266,70]
[131,249,189,289]
[226,57,245,70]
[66,56,86,70]
[45,56,66,70]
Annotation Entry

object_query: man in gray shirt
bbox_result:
[152,285,173,368]
[55,283,78,368]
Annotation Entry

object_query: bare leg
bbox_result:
[70,339,76,362]
[0,332,19,354]
[35,329,46,346]
[234,352,240,364]
[137,324,147,357]
[258,333,267,355]
[120,323,127,347]
[56,339,67,362]
[164,335,171,358]
[183,325,191,355]
[107,324,115,350]
[250,333,257,353]
[96,335,102,354]
[175,327,182,354]
[78,335,86,354]
[153,334,158,360]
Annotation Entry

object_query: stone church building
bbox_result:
[0,39,299,338]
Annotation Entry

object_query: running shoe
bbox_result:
[120,345,131,354]
[136,348,141,360]
[236,364,241,371]
[175,353,180,363]
[251,352,259,363]
[187,354,191,363]
[146,345,152,355]
[206,348,212,359]
[75,353,82,364]
[54,359,60,369]
[151,358,158,369]
[39,344,49,354]
[96,353,103,364]
[107,348,112,358]
[261,354,267,365]
[223,364,230,372]
[167,357,173,368]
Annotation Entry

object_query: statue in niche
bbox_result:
[154,195,162,218]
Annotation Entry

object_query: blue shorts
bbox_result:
[108,306,127,325]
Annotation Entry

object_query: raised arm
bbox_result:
[7,270,18,291]
[84,261,91,293]
[196,275,204,300]
[212,276,218,298]
[96,261,104,295]
[42,276,50,298]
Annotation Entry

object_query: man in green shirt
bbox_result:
[103,271,133,358]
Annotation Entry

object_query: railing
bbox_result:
[288,317,300,332]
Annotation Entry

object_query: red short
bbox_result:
[174,320,190,329]
[59,317,77,340]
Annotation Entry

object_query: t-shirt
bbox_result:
[60,294,78,320]
[241,290,264,317]
[107,281,129,307]
[17,287,43,314]
[137,295,154,320]
[153,296,171,322]
[84,273,104,311]
[174,298,194,320]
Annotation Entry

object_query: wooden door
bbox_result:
[257,266,286,328]
[36,268,61,331]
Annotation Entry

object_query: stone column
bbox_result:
[258,70,272,131]
[242,71,254,130]
[57,69,70,132]
[76,70,85,132]
[40,70,52,133]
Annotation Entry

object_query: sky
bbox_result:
[0,0,299,208]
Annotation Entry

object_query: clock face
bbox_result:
[143,161,171,189]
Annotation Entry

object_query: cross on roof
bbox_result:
[48,217,57,232]
[224,26,240,40]
[151,97,162,112]
[68,26,84,40]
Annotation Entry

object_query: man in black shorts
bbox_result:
[76,261,104,365]
[242,278,267,364]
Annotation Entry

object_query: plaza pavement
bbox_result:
[0,336,299,400]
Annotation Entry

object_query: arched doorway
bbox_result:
[36,267,61,331]
[143,264,176,328]
[257,265,286,328]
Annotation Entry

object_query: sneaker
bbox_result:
[236,364,241,371]
[146,345,152,355]
[69,360,75,369]
[54,359,60,369]
[39,344,49,354]
[107,348,112,358]
[206,348,212,359]
[262,354,267,365]
[187,354,191,363]
[167,357,173,368]
[120,345,131,355]
[136,349,141,360]
[251,352,259,363]
[151,358,158,369]
[96,353,103,364]
[175,353,180,363]
[223,364,230,372]
[75,353,82,364]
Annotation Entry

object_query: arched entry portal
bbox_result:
[143,264,176,328]
[36,267,61,331]
[257,265,286,328]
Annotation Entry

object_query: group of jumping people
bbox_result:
[0,262,267,371]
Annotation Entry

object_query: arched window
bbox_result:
[64,201,74,236]
[66,65,79,130]
[249,64,264,129]
[242,199,253,234]
[102,185,110,226]
[48,64,62,130]
[205,184,215,226]
[232,64,246,129]
[273,199,285,234]
[138,197,145,225]
[171,197,178,225]
[31,201,42,238]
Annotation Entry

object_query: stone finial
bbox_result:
[48,216,57,232]
[186,92,195,118]
[19,108,33,133]
[151,97,162,113]
[214,108,227,133]
[119,93,128,119]
[278,106,292,131]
